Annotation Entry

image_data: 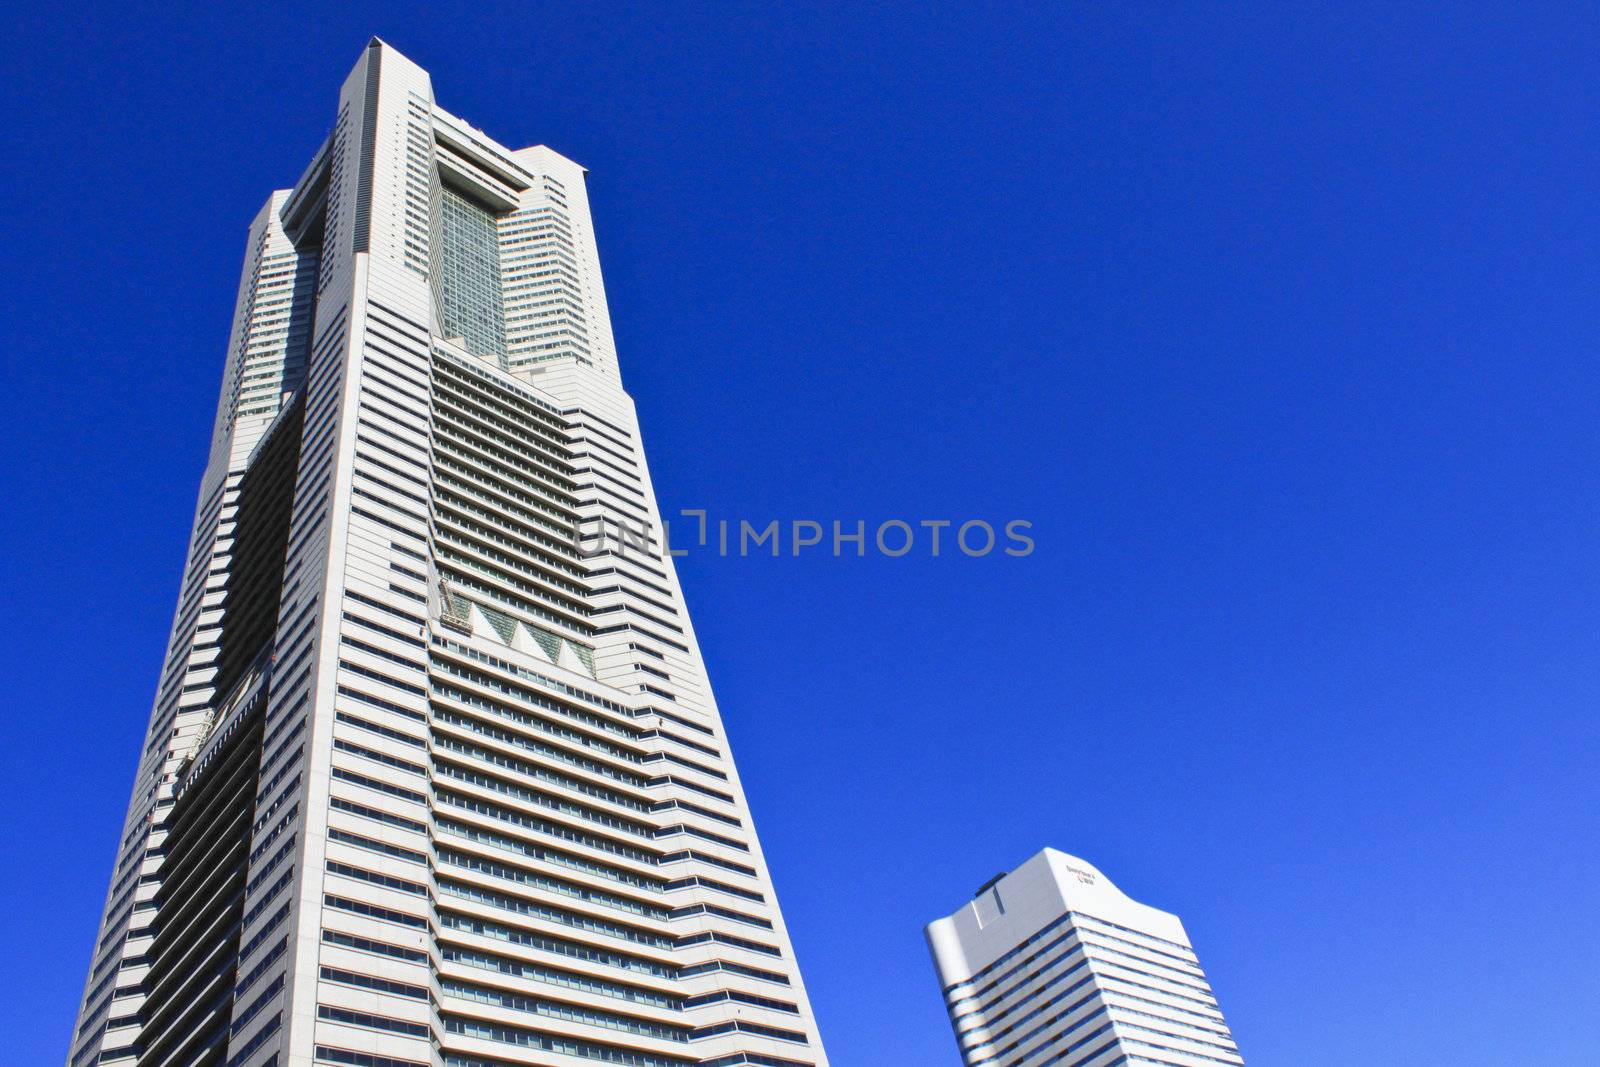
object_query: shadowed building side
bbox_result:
[67,38,829,1067]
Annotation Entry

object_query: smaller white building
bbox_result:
[925,848,1244,1067]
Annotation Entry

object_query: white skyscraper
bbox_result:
[67,39,828,1067]
[926,849,1242,1067]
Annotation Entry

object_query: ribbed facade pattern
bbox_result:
[928,850,1242,1067]
[67,38,827,1067]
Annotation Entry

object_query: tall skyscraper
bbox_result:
[68,39,828,1067]
[925,849,1242,1067]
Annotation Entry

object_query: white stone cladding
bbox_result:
[68,38,828,1067]
[927,849,1242,1067]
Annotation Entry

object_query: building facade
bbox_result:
[67,39,828,1067]
[926,849,1242,1067]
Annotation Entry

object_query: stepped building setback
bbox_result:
[68,39,827,1067]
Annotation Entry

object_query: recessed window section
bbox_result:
[436,186,508,363]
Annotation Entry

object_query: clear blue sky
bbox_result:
[4,3,1598,1063]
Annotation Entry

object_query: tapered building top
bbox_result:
[68,39,829,1067]
[926,849,1241,1067]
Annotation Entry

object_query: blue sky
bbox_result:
[4,3,1598,1063]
